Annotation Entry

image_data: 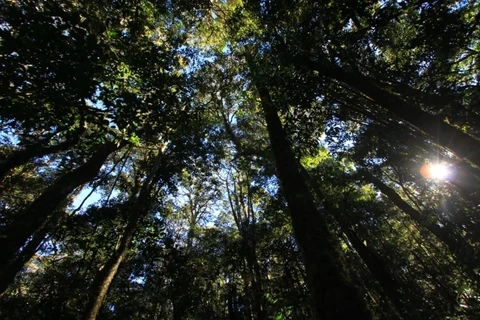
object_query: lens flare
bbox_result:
[420,163,450,180]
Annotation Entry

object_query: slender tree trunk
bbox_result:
[0,127,85,181]
[227,284,239,320]
[305,59,480,168]
[0,141,120,280]
[247,249,266,320]
[247,57,372,319]
[83,152,163,320]
[245,217,266,320]
[238,242,265,320]
[226,178,267,319]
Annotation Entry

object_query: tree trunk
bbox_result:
[247,56,372,319]
[83,152,163,320]
[245,211,266,320]
[306,59,480,168]
[0,141,120,277]
[0,127,85,181]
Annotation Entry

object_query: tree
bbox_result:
[0,140,124,295]
[83,147,164,320]
[246,50,372,318]
[2,0,480,319]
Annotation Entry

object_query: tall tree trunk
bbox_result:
[0,141,121,280]
[244,200,266,320]
[0,126,85,181]
[83,152,163,320]
[306,59,480,168]
[224,146,266,319]
[247,57,372,319]
[357,170,478,280]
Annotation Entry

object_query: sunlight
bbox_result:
[420,163,451,180]
[430,163,450,180]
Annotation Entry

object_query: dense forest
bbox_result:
[1,0,480,319]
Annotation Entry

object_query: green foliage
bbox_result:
[1,0,480,319]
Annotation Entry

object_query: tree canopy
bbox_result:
[1,0,480,319]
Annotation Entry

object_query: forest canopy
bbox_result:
[1,0,480,319]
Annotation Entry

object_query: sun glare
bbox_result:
[420,163,451,180]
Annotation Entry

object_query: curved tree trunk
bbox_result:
[247,55,372,319]
[0,141,121,285]
[305,59,480,168]
[83,151,163,320]
[83,214,139,320]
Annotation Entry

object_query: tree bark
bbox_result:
[305,59,480,168]
[0,141,121,279]
[247,56,372,319]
